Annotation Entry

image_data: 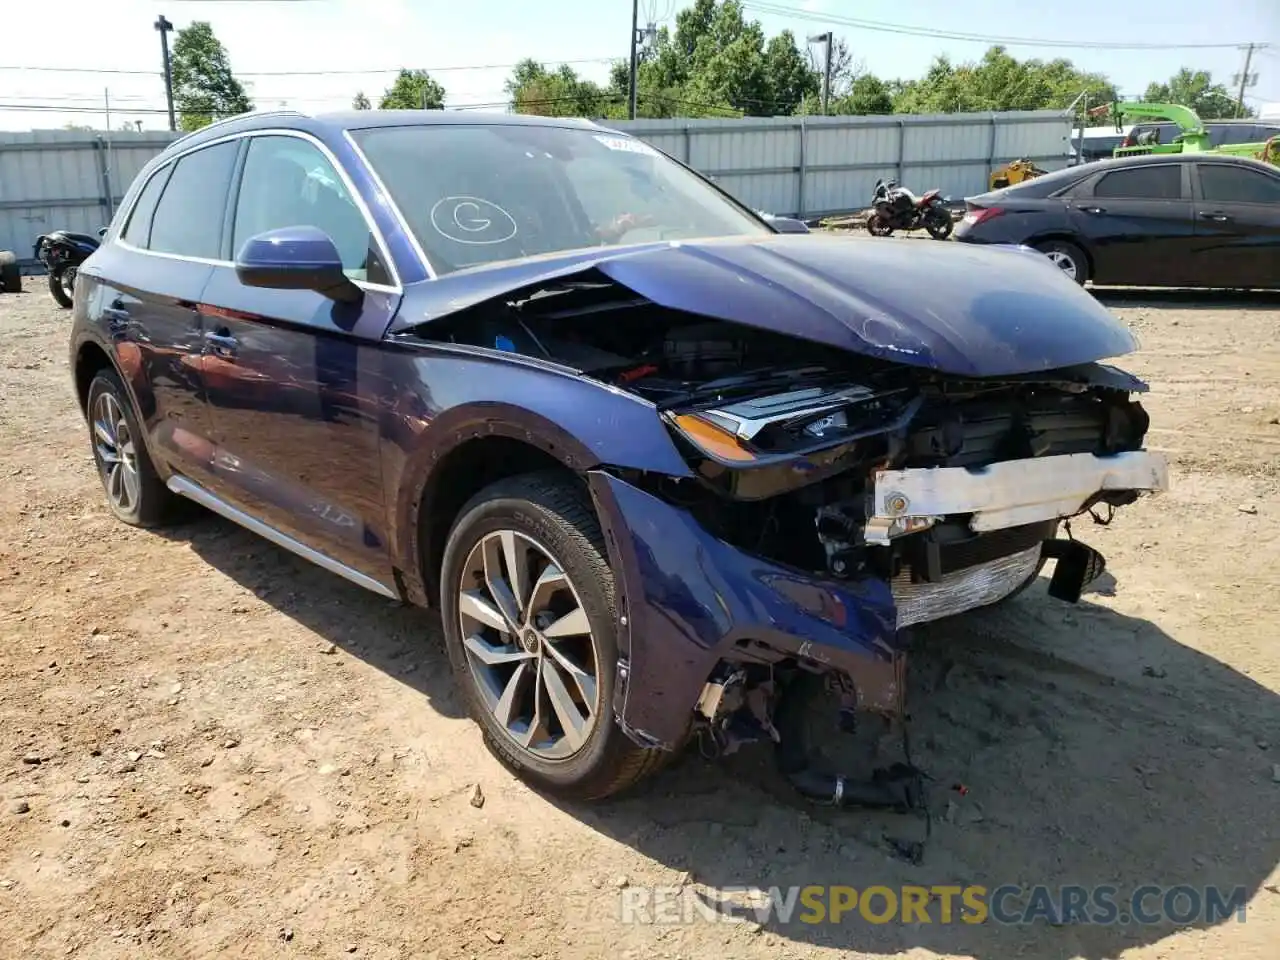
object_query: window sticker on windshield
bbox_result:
[593,135,658,156]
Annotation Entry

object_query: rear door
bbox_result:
[197,132,402,588]
[1189,161,1280,289]
[1066,162,1194,286]
[79,140,240,485]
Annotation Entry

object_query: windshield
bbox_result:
[349,123,770,275]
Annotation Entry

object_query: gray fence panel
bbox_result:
[612,110,1075,217]
[0,112,1074,259]
[0,130,178,259]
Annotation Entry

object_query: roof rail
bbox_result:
[168,109,307,150]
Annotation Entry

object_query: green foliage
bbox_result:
[891,47,1115,118]
[506,58,617,117]
[352,91,372,111]
[379,69,445,110]
[169,21,253,132]
[496,3,1237,127]
[1144,68,1251,119]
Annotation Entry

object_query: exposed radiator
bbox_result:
[892,545,1042,628]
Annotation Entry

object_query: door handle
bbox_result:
[1198,211,1231,222]
[1079,206,1106,215]
[205,328,238,358]
[102,299,129,330]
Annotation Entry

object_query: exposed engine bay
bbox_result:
[408,272,1168,849]
[420,275,1154,595]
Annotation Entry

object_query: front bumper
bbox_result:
[588,450,1168,751]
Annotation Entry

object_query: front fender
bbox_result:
[379,344,693,597]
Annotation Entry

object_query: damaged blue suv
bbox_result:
[69,110,1167,805]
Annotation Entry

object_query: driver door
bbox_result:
[198,132,401,586]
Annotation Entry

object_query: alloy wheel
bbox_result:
[1043,249,1078,281]
[92,392,141,512]
[457,530,601,760]
[60,266,77,303]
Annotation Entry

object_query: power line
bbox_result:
[0,57,618,78]
[743,1,1265,51]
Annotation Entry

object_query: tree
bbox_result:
[763,31,818,115]
[892,47,1115,117]
[806,36,856,99]
[1144,68,1250,119]
[506,59,616,117]
[169,21,253,132]
[379,69,445,110]
[833,74,894,115]
[352,91,372,110]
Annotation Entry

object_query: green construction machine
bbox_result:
[1104,100,1279,166]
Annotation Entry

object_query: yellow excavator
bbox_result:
[988,158,1048,191]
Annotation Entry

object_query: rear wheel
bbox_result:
[49,265,75,308]
[1033,239,1088,285]
[86,369,179,527]
[439,472,667,800]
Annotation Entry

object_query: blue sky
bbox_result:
[1,0,1276,130]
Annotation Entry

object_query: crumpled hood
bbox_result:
[394,234,1138,377]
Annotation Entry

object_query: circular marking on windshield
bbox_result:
[429,195,518,245]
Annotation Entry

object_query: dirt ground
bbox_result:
[1,278,1278,960]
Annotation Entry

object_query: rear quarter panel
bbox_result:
[957,198,1075,246]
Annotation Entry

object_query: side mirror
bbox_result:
[234,226,361,303]
[765,215,810,234]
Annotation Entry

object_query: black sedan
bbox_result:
[954,153,1280,289]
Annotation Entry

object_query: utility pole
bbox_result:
[154,14,176,132]
[628,0,640,120]
[104,88,115,217]
[808,32,833,115]
[1234,43,1256,119]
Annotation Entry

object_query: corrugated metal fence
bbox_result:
[0,109,1073,259]
[608,110,1075,217]
[0,129,178,261]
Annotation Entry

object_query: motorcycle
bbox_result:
[34,227,104,308]
[866,179,953,240]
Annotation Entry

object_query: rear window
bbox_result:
[994,165,1089,197]
[149,141,239,260]
[120,165,173,249]
[1092,165,1182,200]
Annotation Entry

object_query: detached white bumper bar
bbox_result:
[869,451,1169,541]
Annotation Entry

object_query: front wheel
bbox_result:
[0,251,20,293]
[439,472,667,800]
[867,213,894,237]
[49,265,75,308]
[924,209,953,240]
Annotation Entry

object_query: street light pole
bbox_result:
[154,14,176,132]
[808,32,833,115]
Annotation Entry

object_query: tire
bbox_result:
[49,265,75,308]
[924,209,953,240]
[0,251,20,293]
[1033,239,1087,286]
[85,369,180,527]
[439,471,667,801]
[866,214,893,237]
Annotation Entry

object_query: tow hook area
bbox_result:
[695,663,931,863]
